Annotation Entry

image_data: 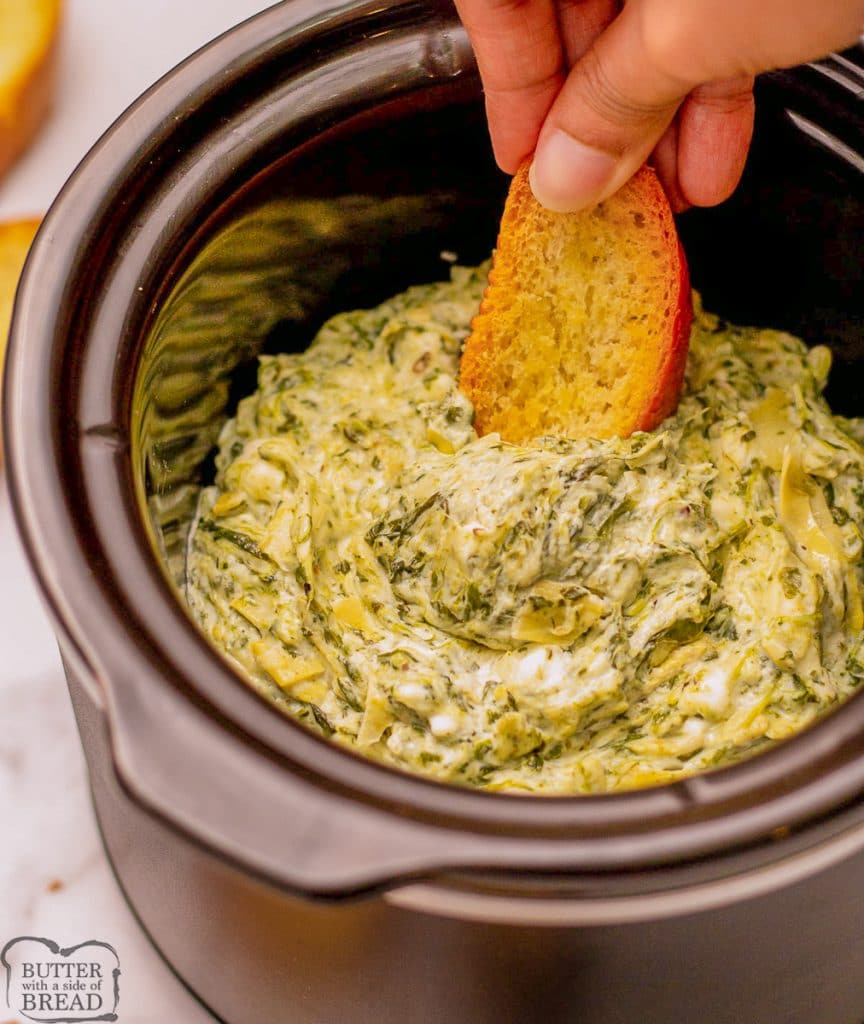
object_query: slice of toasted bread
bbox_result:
[460,162,693,443]
[0,219,41,423]
[0,0,61,181]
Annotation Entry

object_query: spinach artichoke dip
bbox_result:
[185,262,864,794]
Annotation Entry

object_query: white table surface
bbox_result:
[0,3,275,1021]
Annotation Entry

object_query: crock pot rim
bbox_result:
[8,0,864,892]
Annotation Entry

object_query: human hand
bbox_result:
[453,0,864,212]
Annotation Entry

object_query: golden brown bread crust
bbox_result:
[460,162,693,444]
[0,0,61,182]
[0,218,42,453]
[0,218,41,334]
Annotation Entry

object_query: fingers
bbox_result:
[454,0,620,173]
[635,0,864,86]
[453,0,566,172]
[530,6,685,211]
[677,77,755,208]
[530,0,864,212]
[556,0,619,67]
[650,119,688,213]
[648,79,755,213]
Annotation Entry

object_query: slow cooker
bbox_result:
[6,1,864,1021]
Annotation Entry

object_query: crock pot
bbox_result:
[6,2,864,1021]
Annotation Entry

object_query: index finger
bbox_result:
[454,0,566,172]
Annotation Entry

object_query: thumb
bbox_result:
[529,0,864,212]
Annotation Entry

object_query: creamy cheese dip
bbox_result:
[185,263,864,793]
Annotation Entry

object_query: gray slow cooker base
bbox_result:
[95,827,227,1024]
[67,663,864,1024]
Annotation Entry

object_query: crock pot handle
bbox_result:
[97,653,491,899]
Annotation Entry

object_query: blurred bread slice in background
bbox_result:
[0,218,41,455]
[0,0,61,181]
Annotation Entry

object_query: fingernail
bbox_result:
[529,130,618,212]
